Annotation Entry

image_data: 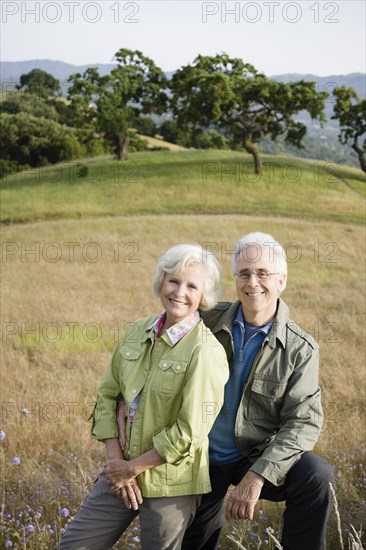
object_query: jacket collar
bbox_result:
[210,298,289,349]
[268,299,288,349]
[210,301,241,335]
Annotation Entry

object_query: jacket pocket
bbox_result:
[247,377,287,425]
[151,359,188,395]
[151,454,193,485]
[118,346,142,385]
[251,377,287,400]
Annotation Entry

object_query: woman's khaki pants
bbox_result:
[59,473,201,550]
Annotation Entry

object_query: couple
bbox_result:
[60,231,334,550]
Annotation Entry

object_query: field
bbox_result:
[0,150,365,548]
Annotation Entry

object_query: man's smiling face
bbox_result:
[234,245,286,325]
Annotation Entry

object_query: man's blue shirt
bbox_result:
[209,306,273,464]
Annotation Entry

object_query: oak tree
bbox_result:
[170,54,327,174]
[332,86,366,173]
[17,68,61,98]
[67,49,167,160]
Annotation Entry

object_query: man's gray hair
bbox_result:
[232,232,287,292]
[153,243,222,310]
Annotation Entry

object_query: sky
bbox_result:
[1,0,365,76]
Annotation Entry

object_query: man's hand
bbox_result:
[104,457,135,491]
[116,400,127,450]
[225,471,265,521]
[118,479,143,510]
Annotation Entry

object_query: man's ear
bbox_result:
[278,273,286,292]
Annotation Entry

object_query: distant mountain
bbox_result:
[1,59,365,100]
[0,60,116,92]
[272,73,366,126]
[271,72,365,99]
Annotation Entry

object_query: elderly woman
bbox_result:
[60,243,229,550]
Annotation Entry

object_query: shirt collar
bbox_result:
[146,310,200,345]
[234,304,245,327]
[234,304,273,335]
[205,299,288,348]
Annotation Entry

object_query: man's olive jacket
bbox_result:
[201,299,323,486]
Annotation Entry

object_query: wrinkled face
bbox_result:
[160,265,206,327]
[235,246,286,324]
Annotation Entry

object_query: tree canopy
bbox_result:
[0,112,81,177]
[3,50,363,178]
[17,68,61,98]
[332,86,366,173]
[170,54,328,174]
[67,48,168,159]
[1,93,60,120]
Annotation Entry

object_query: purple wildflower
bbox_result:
[12,457,20,465]
[60,508,69,518]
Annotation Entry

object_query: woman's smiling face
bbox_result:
[159,264,206,327]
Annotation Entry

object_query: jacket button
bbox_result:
[176,365,181,370]
[126,352,130,356]
[265,438,270,443]
[132,389,136,394]
[163,362,167,367]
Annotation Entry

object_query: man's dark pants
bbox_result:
[181,452,335,550]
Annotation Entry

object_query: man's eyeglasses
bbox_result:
[234,269,280,282]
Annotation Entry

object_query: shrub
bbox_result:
[0,113,83,174]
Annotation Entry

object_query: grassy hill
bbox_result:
[1,150,364,225]
[1,150,365,549]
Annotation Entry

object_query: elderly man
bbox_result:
[181,231,334,550]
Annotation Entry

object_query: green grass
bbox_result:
[1,150,365,548]
[1,150,364,224]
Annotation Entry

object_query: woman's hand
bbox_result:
[104,457,135,490]
[104,458,142,509]
[116,399,127,450]
[104,446,164,510]
[118,479,143,510]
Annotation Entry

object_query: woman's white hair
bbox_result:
[153,243,222,310]
[232,232,287,292]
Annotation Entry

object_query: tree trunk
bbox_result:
[352,138,366,173]
[116,133,129,160]
[242,138,262,175]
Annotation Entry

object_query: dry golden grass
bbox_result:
[1,214,365,547]
[136,134,189,152]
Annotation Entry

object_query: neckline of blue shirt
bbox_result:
[233,306,273,347]
[234,306,273,334]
